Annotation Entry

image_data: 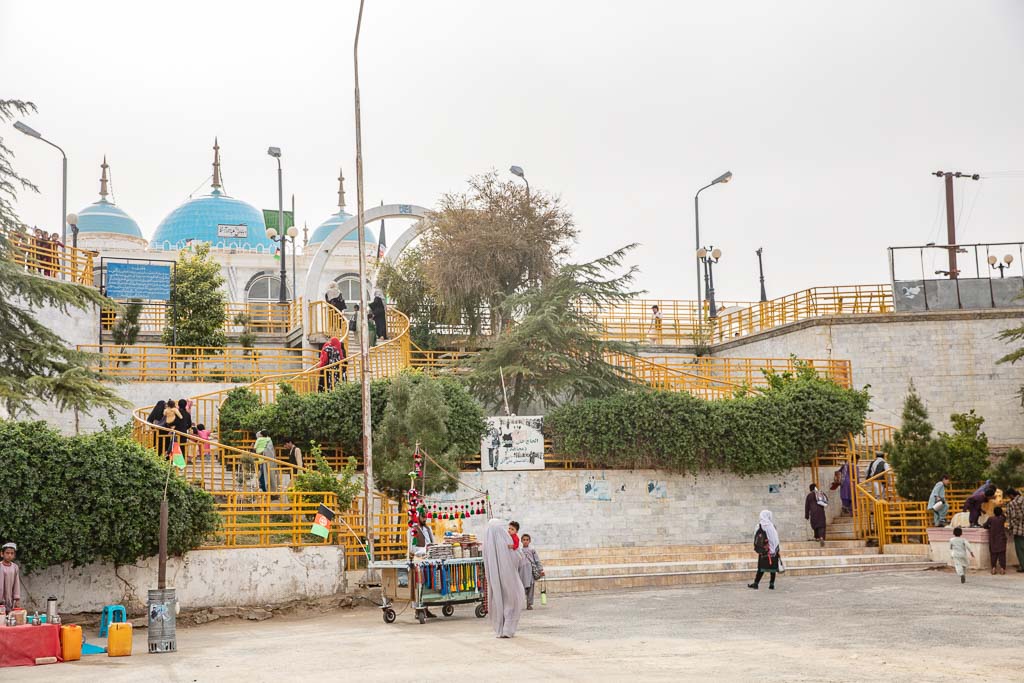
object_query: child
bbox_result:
[193,423,212,460]
[1,542,21,612]
[949,526,974,584]
[983,506,1008,575]
[508,521,520,550]
[521,534,545,610]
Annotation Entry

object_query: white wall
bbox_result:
[20,546,348,613]
[446,468,815,550]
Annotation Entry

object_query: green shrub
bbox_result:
[987,447,1024,490]
[289,442,361,510]
[546,368,869,475]
[0,420,218,574]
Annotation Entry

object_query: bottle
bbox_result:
[32,611,40,625]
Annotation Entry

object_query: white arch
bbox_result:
[302,203,429,340]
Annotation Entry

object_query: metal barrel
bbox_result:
[147,588,177,653]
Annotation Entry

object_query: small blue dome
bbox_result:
[308,210,376,245]
[150,190,273,251]
[76,199,143,238]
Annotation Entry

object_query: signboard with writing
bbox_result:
[481,416,545,471]
[105,262,172,300]
[217,224,249,239]
[262,210,294,232]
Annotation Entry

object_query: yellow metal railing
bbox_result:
[80,344,319,382]
[306,300,348,341]
[585,298,754,345]
[709,285,893,343]
[101,300,303,336]
[3,228,97,285]
[641,355,853,389]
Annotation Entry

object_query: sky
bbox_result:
[2,0,1023,301]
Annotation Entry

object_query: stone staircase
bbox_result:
[542,539,939,593]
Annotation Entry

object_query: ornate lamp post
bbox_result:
[697,246,723,319]
[988,253,1014,278]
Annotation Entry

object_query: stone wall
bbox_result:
[446,468,819,550]
[710,310,1024,444]
[19,546,348,614]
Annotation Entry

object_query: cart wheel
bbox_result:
[442,604,454,617]
[416,609,426,625]
[475,603,487,619]
[383,608,396,624]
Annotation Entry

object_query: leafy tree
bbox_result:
[937,410,990,486]
[0,99,128,417]
[466,246,641,415]
[997,310,1024,408]
[378,248,443,349]
[112,299,143,366]
[418,171,578,335]
[886,384,947,500]
[162,242,227,348]
[289,442,361,510]
[986,447,1024,490]
[0,419,218,574]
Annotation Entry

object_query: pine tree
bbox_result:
[162,242,227,348]
[997,315,1024,409]
[0,99,128,417]
[466,246,641,415]
[887,382,946,500]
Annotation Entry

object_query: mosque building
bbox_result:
[75,140,379,310]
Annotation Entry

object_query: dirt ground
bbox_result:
[16,568,1024,682]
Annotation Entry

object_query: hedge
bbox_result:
[545,370,870,475]
[0,420,218,574]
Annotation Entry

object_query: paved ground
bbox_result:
[19,568,1024,682]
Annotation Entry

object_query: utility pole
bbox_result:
[932,170,979,279]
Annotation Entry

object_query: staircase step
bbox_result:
[543,545,879,566]
[543,540,866,561]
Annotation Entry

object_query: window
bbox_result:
[333,274,369,307]
[246,275,289,303]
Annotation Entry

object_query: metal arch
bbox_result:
[385,217,429,265]
[302,203,430,339]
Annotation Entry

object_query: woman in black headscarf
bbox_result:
[177,399,193,443]
[369,290,388,340]
[148,400,167,454]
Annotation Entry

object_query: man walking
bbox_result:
[1004,488,1024,572]
[928,475,951,527]
[805,484,828,546]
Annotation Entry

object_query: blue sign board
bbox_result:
[106,262,172,300]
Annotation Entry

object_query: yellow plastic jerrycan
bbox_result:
[60,624,82,661]
[107,622,133,657]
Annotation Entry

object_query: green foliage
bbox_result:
[218,386,263,445]
[0,99,130,418]
[0,419,218,574]
[289,442,361,510]
[112,299,143,347]
[162,242,227,348]
[997,302,1024,409]
[887,384,991,499]
[546,370,870,475]
[234,313,257,351]
[467,246,642,415]
[986,447,1024,490]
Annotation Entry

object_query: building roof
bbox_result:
[308,210,376,246]
[75,157,144,239]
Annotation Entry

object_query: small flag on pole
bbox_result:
[310,503,335,538]
[171,441,186,469]
[376,201,386,263]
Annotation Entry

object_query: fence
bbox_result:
[585,298,754,345]
[641,355,852,389]
[80,344,319,382]
[101,300,302,336]
[3,229,97,285]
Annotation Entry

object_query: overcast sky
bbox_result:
[3,0,1023,300]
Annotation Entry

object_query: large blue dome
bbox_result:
[76,199,143,238]
[308,210,376,245]
[150,189,273,251]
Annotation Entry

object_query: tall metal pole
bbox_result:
[694,192,702,310]
[353,0,375,566]
[756,247,767,302]
[277,159,287,303]
[933,170,979,280]
[61,154,68,248]
[291,194,297,301]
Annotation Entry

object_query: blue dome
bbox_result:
[308,210,376,245]
[76,199,143,238]
[150,190,272,251]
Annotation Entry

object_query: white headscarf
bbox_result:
[759,510,781,553]
[482,519,526,638]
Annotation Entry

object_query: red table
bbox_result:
[0,623,63,668]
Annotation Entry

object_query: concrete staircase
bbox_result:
[542,539,939,593]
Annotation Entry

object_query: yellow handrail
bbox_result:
[79,344,319,382]
[101,300,303,336]
[3,228,97,285]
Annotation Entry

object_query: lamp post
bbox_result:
[510,165,529,200]
[694,171,732,314]
[988,254,1015,278]
[266,147,287,303]
[66,213,79,250]
[755,247,767,302]
[14,120,69,249]
[697,246,723,319]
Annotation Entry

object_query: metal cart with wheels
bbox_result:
[375,557,487,625]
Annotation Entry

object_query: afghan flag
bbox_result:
[310,503,335,538]
[171,441,186,469]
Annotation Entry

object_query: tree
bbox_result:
[112,299,143,366]
[887,383,947,500]
[375,373,470,501]
[986,447,1024,490]
[466,246,641,415]
[162,242,227,348]
[289,442,361,510]
[417,171,578,335]
[377,247,443,349]
[997,310,1024,408]
[0,99,128,417]
[937,410,990,486]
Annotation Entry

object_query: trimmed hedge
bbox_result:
[546,370,870,475]
[0,420,218,574]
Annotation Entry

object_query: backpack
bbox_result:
[868,458,885,479]
[754,527,768,555]
[325,345,341,366]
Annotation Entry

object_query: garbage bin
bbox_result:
[147,588,177,653]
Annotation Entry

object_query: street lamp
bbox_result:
[755,247,767,302]
[697,246,723,319]
[988,254,1015,278]
[14,120,69,249]
[66,213,79,250]
[266,146,287,303]
[510,165,529,199]
[694,171,732,312]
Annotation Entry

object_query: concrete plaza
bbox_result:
[22,568,1023,682]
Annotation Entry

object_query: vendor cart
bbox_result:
[374,557,487,625]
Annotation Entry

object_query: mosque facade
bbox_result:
[75,140,381,311]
